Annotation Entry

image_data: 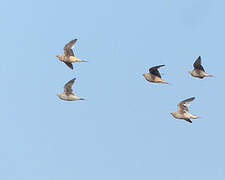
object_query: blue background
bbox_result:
[1,0,225,179]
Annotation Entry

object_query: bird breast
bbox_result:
[57,55,65,61]
[172,112,185,119]
[190,70,199,77]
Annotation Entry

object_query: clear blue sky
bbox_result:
[1,0,225,179]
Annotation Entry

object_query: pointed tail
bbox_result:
[207,74,214,78]
[191,115,199,119]
[163,81,172,85]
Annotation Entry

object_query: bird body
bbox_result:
[189,69,212,79]
[171,112,198,121]
[189,56,213,79]
[143,65,168,84]
[171,97,199,123]
[57,78,85,101]
[57,93,84,101]
[56,55,85,63]
[143,73,168,84]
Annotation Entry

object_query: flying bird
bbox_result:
[170,97,199,123]
[57,78,85,101]
[189,56,213,79]
[143,65,168,84]
[56,39,87,70]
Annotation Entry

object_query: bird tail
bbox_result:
[204,72,214,78]
[161,80,170,85]
[207,74,214,78]
[70,56,87,62]
[158,78,169,84]
[166,82,173,86]
[77,59,87,62]
[191,115,198,119]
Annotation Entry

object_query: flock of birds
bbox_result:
[142,56,213,123]
[56,39,214,124]
[56,39,86,101]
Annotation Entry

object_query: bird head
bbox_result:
[56,55,62,59]
[170,112,176,117]
[143,73,148,78]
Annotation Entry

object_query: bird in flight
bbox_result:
[170,97,199,123]
[189,56,213,79]
[57,78,85,101]
[143,65,168,84]
[56,39,87,70]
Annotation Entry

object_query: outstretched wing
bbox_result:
[64,62,73,70]
[64,78,76,95]
[177,97,195,113]
[193,56,205,71]
[149,65,165,78]
[63,39,77,57]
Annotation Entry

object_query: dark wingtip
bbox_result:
[68,78,76,84]
[159,64,165,67]
[72,39,78,43]
[68,66,73,70]
[186,119,193,123]
[188,97,195,100]
[189,97,195,102]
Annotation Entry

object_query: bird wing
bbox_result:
[185,119,192,123]
[63,39,77,57]
[64,62,73,70]
[149,65,165,78]
[177,97,195,113]
[64,49,74,57]
[193,56,205,71]
[64,78,76,95]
